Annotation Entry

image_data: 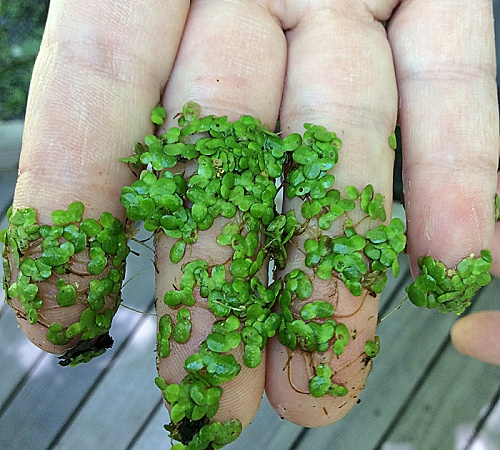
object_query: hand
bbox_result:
[3,0,498,448]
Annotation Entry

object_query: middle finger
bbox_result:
[155,0,287,430]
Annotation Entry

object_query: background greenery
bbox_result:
[0,0,49,120]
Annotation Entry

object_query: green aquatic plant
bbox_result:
[406,250,492,315]
[1,201,128,366]
[3,100,494,449]
[118,103,407,448]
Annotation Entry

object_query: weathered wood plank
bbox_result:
[380,279,500,450]
[127,401,173,450]
[0,306,47,408]
[468,390,500,449]
[0,303,156,450]
[52,313,160,450]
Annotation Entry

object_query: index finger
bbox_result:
[5,0,189,353]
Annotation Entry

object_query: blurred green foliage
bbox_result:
[0,0,49,120]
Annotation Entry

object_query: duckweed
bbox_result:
[3,98,493,450]
[119,107,408,447]
[406,250,492,315]
[2,201,128,365]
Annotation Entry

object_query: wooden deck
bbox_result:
[1,121,500,450]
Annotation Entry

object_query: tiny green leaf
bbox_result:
[151,105,167,125]
[389,131,397,150]
[170,240,186,264]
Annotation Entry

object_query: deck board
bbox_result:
[51,311,160,450]
[471,391,500,450]
[380,280,500,450]
[0,302,155,449]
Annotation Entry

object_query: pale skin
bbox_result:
[10,0,500,434]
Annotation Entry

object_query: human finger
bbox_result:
[451,311,500,365]
[151,0,287,434]
[265,0,399,428]
[388,0,498,277]
[3,0,189,357]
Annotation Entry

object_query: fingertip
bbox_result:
[405,180,496,284]
[155,227,267,431]
[15,314,79,354]
[451,311,500,365]
[265,281,379,428]
[214,349,266,428]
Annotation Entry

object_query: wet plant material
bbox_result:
[119,103,406,448]
[1,202,129,361]
[406,250,492,315]
[1,100,495,449]
[58,332,114,367]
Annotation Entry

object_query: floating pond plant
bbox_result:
[1,100,496,449]
[118,103,408,448]
[2,202,129,366]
